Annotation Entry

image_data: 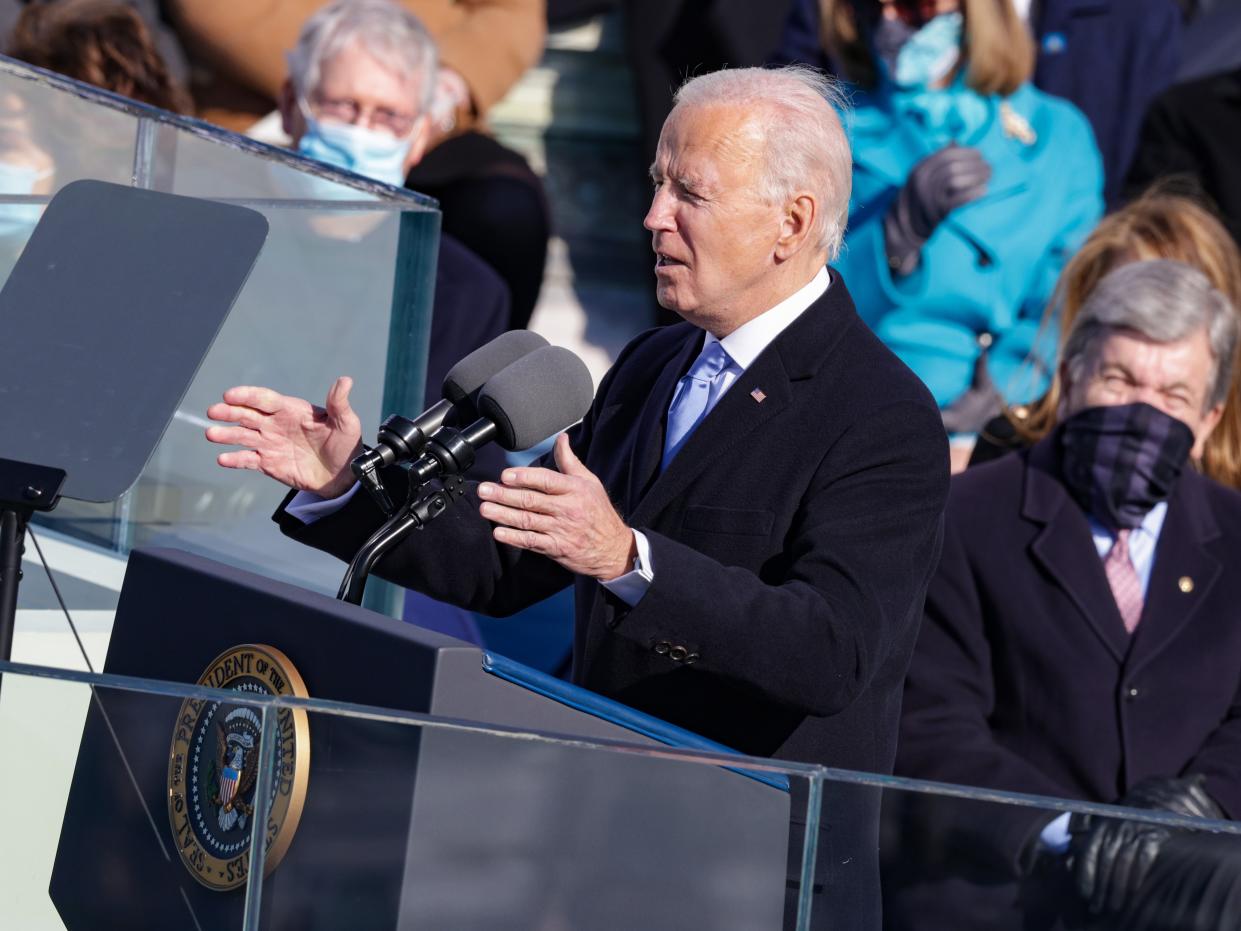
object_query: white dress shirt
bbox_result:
[601,266,831,606]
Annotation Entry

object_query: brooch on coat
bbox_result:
[1000,102,1037,146]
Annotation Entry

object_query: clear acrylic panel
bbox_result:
[0,58,438,614]
[0,661,823,931]
[843,768,1241,930]
[8,659,1241,930]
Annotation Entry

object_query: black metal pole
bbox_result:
[337,509,422,605]
[336,478,466,606]
[0,508,30,695]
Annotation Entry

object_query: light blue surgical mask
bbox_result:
[296,110,413,188]
[874,11,963,89]
[0,160,49,238]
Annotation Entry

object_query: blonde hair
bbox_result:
[819,0,1034,96]
[1008,191,1241,488]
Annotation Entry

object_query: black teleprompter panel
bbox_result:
[0,180,267,502]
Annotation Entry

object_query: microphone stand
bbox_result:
[336,425,484,606]
[335,474,466,605]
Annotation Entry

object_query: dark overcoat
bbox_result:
[889,437,1241,929]
[279,276,950,929]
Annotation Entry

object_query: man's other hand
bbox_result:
[205,377,363,499]
[1068,775,1224,915]
[477,434,637,581]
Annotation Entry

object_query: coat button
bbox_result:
[1179,576,1194,593]
[1126,687,1140,700]
[654,641,670,654]
[670,646,688,662]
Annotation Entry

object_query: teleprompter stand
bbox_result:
[0,457,65,667]
[0,180,267,683]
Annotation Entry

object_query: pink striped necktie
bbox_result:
[1104,529,1143,633]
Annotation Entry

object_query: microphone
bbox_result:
[405,345,595,486]
[335,345,594,604]
[354,330,549,474]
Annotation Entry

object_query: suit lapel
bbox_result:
[1022,441,1131,662]
[628,282,850,529]
[630,348,792,528]
[624,328,702,511]
[1128,473,1222,676]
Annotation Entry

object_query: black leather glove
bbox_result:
[883,144,991,277]
[1069,775,1224,916]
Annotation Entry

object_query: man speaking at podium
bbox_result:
[208,65,949,928]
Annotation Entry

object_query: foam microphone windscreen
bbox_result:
[477,345,595,451]
[442,330,549,407]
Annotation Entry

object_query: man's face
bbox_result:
[644,104,790,336]
[280,41,428,173]
[1064,328,1225,459]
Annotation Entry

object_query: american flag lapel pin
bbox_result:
[750,387,767,404]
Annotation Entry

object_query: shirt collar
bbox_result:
[1088,500,1168,548]
[704,266,830,371]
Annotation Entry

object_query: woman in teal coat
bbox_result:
[826,0,1103,436]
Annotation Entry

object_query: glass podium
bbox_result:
[5,659,1241,930]
[0,55,440,615]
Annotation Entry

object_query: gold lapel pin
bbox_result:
[1178,576,1195,594]
[1000,102,1037,146]
[751,388,767,404]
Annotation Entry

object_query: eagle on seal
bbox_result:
[213,706,261,829]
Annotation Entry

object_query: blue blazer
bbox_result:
[834,81,1102,409]
[772,0,1180,204]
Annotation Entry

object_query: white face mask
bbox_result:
[295,109,413,188]
[873,11,964,89]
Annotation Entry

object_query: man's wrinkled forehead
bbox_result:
[652,103,766,178]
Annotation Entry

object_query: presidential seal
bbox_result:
[166,644,310,891]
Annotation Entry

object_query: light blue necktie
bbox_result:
[662,340,732,470]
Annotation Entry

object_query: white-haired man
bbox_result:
[894,260,1241,930]
[208,65,950,929]
[272,0,510,479]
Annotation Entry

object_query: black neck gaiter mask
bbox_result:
[1058,402,1195,530]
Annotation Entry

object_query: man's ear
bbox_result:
[1192,402,1225,460]
[774,192,816,262]
[403,114,432,173]
[278,79,303,143]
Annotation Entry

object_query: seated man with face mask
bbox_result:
[889,259,1241,930]
[277,0,510,480]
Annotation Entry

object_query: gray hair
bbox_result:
[671,65,852,260]
[287,0,437,113]
[1063,259,1239,411]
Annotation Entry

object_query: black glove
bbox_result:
[883,144,991,277]
[1069,775,1224,916]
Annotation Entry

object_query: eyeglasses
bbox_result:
[304,94,418,138]
[871,0,948,28]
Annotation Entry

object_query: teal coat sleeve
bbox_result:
[836,83,1104,410]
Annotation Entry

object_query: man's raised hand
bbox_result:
[477,434,637,581]
[205,376,364,498]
